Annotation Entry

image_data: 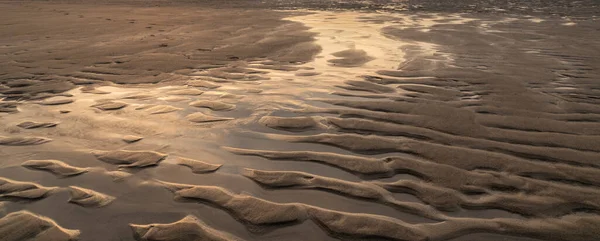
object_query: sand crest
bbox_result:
[243,168,446,220]
[36,97,74,105]
[0,136,52,146]
[156,180,308,229]
[92,150,168,168]
[122,135,143,143]
[67,186,115,208]
[0,211,80,241]
[0,177,56,200]
[130,215,244,241]
[189,100,236,111]
[258,116,320,131]
[22,160,88,178]
[17,121,58,129]
[176,157,222,174]
[187,80,221,89]
[91,101,128,111]
[186,113,233,123]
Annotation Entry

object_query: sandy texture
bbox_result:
[176,157,222,174]
[17,121,58,129]
[0,2,599,241]
[22,160,88,177]
[91,101,128,111]
[123,135,144,143]
[189,100,236,111]
[0,177,56,200]
[186,113,234,123]
[0,136,52,146]
[0,211,80,241]
[93,150,168,168]
[130,215,244,241]
[67,186,115,208]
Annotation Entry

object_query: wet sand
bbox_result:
[1,1,600,241]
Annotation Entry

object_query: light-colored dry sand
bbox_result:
[130,215,244,241]
[22,160,88,177]
[67,186,115,208]
[17,121,58,129]
[0,177,57,200]
[0,211,80,241]
[93,150,168,168]
[189,100,236,111]
[176,157,222,174]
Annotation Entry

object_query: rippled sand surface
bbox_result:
[1,2,600,241]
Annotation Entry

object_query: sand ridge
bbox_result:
[0,2,599,241]
[0,211,80,241]
[67,186,115,208]
[92,150,168,168]
[22,160,88,177]
[130,215,245,241]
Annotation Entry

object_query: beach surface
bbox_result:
[1,1,600,240]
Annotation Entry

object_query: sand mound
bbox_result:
[136,104,182,114]
[17,121,58,129]
[176,157,222,174]
[186,113,233,123]
[0,136,52,146]
[122,135,143,143]
[67,186,115,208]
[258,116,319,131]
[0,177,56,200]
[0,211,80,241]
[123,94,154,100]
[307,207,427,241]
[130,215,244,241]
[187,80,221,89]
[22,160,88,178]
[93,150,168,168]
[36,97,74,105]
[81,86,110,94]
[328,49,374,67]
[189,100,235,111]
[92,101,128,111]
[166,88,204,96]
[105,170,133,182]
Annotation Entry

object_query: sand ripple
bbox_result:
[130,215,244,241]
[186,113,233,123]
[91,101,128,111]
[189,100,236,111]
[176,157,222,174]
[0,211,80,241]
[22,160,88,178]
[93,150,168,168]
[67,186,114,208]
[17,121,58,129]
[0,136,52,146]
[0,177,56,200]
